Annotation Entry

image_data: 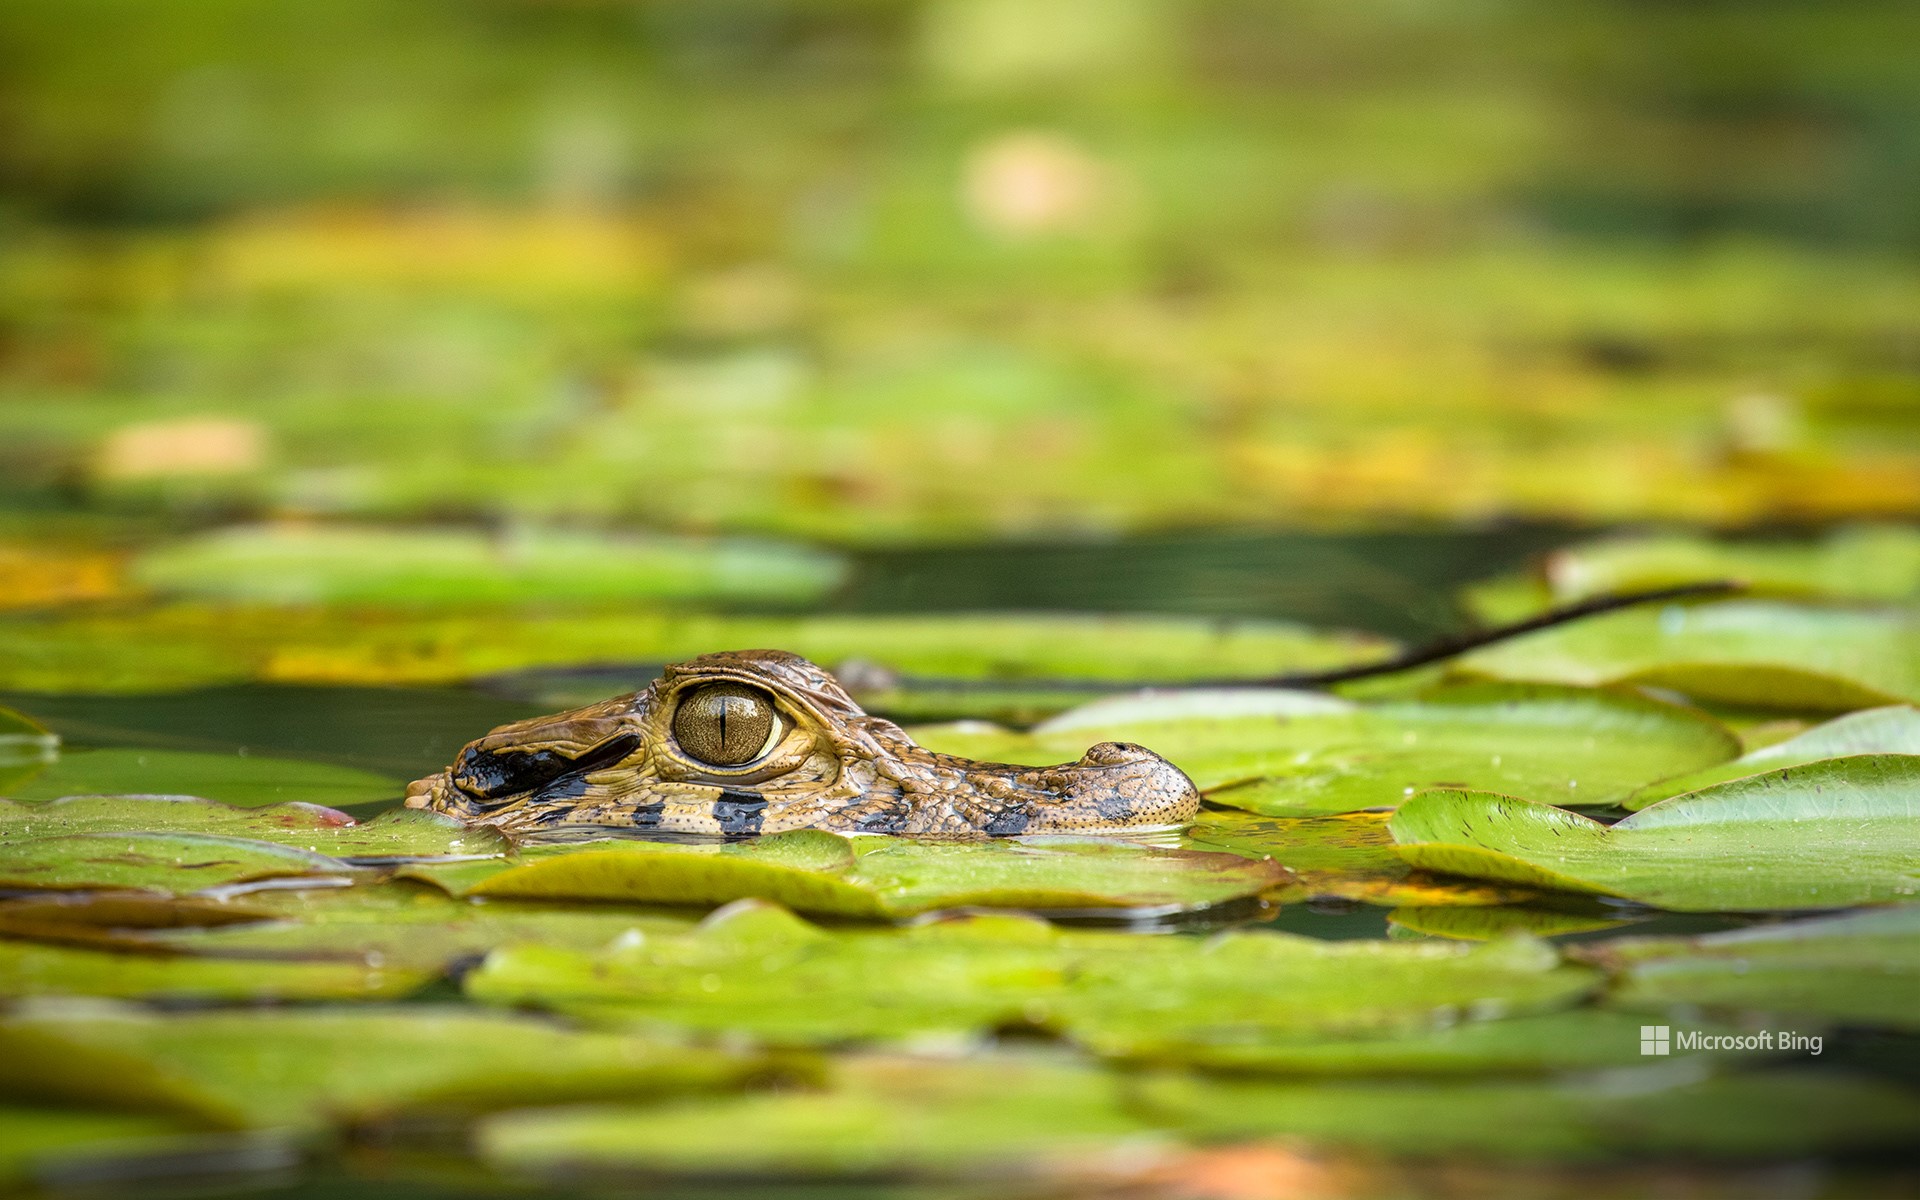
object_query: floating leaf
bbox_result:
[145,883,701,971]
[0,941,426,1001]
[0,606,1389,693]
[1456,600,1920,711]
[133,524,849,608]
[4,747,401,808]
[0,1005,762,1130]
[0,707,57,793]
[1389,757,1920,910]
[478,1053,1155,1180]
[1182,811,1532,908]
[0,891,271,951]
[1628,705,1920,808]
[1586,906,1920,1030]
[1466,527,1920,622]
[0,832,350,893]
[1136,1068,1920,1160]
[918,682,1737,816]
[468,904,1595,1051]
[421,831,1285,919]
[1387,904,1634,942]
[0,796,506,862]
[1110,1010,1766,1076]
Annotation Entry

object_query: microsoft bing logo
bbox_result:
[1640,1025,1670,1055]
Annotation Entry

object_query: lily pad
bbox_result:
[1456,599,1920,711]
[417,831,1286,919]
[1628,705,1920,808]
[479,1053,1156,1180]
[0,832,350,893]
[0,1005,762,1130]
[1387,904,1634,941]
[1136,1068,1920,1160]
[0,795,508,859]
[0,892,271,951]
[0,707,57,792]
[1389,756,1920,911]
[468,904,1596,1051]
[916,682,1738,816]
[133,524,850,608]
[146,883,702,970]
[1110,1010,1767,1075]
[4,747,401,808]
[0,941,428,1001]
[1182,811,1532,908]
[1585,906,1920,1030]
[0,606,1389,693]
[1467,527,1920,622]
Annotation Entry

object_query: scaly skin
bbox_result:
[406,649,1199,837]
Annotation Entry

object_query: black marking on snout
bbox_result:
[983,808,1032,836]
[712,790,767,837]
[456,733,644,803]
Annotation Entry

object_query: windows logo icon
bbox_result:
[1640,1025,1671,1056]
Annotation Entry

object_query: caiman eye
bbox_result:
[672,683,783,767]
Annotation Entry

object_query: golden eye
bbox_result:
[672,683,783,767]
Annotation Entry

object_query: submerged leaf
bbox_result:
[918,682,1737,816]
[1389,756,1920,910]
[0,1005,761,1130]
[1457,599,1920,711]
[1628,704,1920,808]
[1586,906,1920,1030]
[4,747,400,808]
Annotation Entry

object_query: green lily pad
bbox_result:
[1136,1068,1920,1160]
[0,794,507,858]
[1389,757,1920,910]
[0,940,429,1001]
[0,1107,225,1189]
[1456,600,1920,711]
[0,707,57,793]
[0,891,271,952]
[0,606,1390,693]
[1182,810,1533,908]
[1109,1009,1768,1075]
[468,904,1596,1052]
[916,682,1738,816]
[146,882,701,970]
[1386,904,1634,941]
[1628,705,1920,808]
[0,832,351,893]
[478,1053,1155,1180]
[0,1005,763,1130]
[1585,906,1920,1030]
[1466,527,1920,622]
[134,524,850,608]
[417,831,1286,919]
[4,747,401,808]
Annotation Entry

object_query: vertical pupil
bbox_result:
[674,684,776,766]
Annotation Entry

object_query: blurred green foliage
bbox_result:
[1,0,1917,542]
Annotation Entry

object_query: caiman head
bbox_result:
[406,649,1199,837]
